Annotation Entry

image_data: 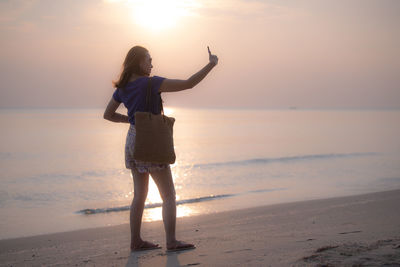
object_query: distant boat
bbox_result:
[289,106,297,110]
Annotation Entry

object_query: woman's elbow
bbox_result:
[103,112,112,121]
[186,79,195,90]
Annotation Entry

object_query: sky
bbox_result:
[0,0,399,109]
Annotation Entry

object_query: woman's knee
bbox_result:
[132,185,148,203]
[133,192,147,205]
[162,189,176,204]
[151,167,176,204]
[131,170,149,203]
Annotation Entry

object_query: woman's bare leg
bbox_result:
[150,166,195,250]
[130,169,159,250]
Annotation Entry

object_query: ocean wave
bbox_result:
[77,193,235,215]
[183,152,378,169]
[6,153,376,184]
[0,152,11,159]
[77,187,286,215]
[3,169,130,184]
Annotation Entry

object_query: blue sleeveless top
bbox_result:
[112,76,166,125]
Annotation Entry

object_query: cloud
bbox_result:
[101,0,305,22]
[0,0,38,31]
[193,0,307,21]
[0,0,106,34]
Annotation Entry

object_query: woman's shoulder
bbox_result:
[127,76,147,84]
[127,75,165,83]
[152,75,166,80]
[121,76,166,92]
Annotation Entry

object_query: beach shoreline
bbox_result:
[1,188,399,266]
[0,190,400,266]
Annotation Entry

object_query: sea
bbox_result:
[0,107,399,240]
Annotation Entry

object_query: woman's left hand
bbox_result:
[208,46,218,66]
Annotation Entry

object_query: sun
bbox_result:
[130,0,198,31]
[104,0,199,30]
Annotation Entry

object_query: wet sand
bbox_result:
[1,189,399,266]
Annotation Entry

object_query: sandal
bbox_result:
[166,241,195,252]
[131,241,161,251]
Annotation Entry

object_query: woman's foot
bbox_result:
[166,240,195,252]
[131,240,161,251]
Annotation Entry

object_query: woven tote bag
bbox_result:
[133,77,176,164]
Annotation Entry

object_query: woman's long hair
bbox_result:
[113,46,149,89]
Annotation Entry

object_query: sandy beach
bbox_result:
[1,189,399,266]
[2,0,400,266]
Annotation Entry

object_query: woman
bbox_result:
[103,45,218,252]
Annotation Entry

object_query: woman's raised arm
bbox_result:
[159,46,218,93]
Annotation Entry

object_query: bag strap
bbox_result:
[145,77,152,112]
[145,77,164,115]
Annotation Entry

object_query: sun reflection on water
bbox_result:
[145,178,162,204]
[140,162,196,222]
[142,205,196,222]
[124,122,198,222]
[163,107,174,116]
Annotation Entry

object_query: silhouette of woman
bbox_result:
[104,45,218,251]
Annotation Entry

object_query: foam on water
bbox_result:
[184,152,378,169]
[77,194,236,215]
[77,187,286,215]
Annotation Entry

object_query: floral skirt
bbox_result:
[125,124,169,173]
